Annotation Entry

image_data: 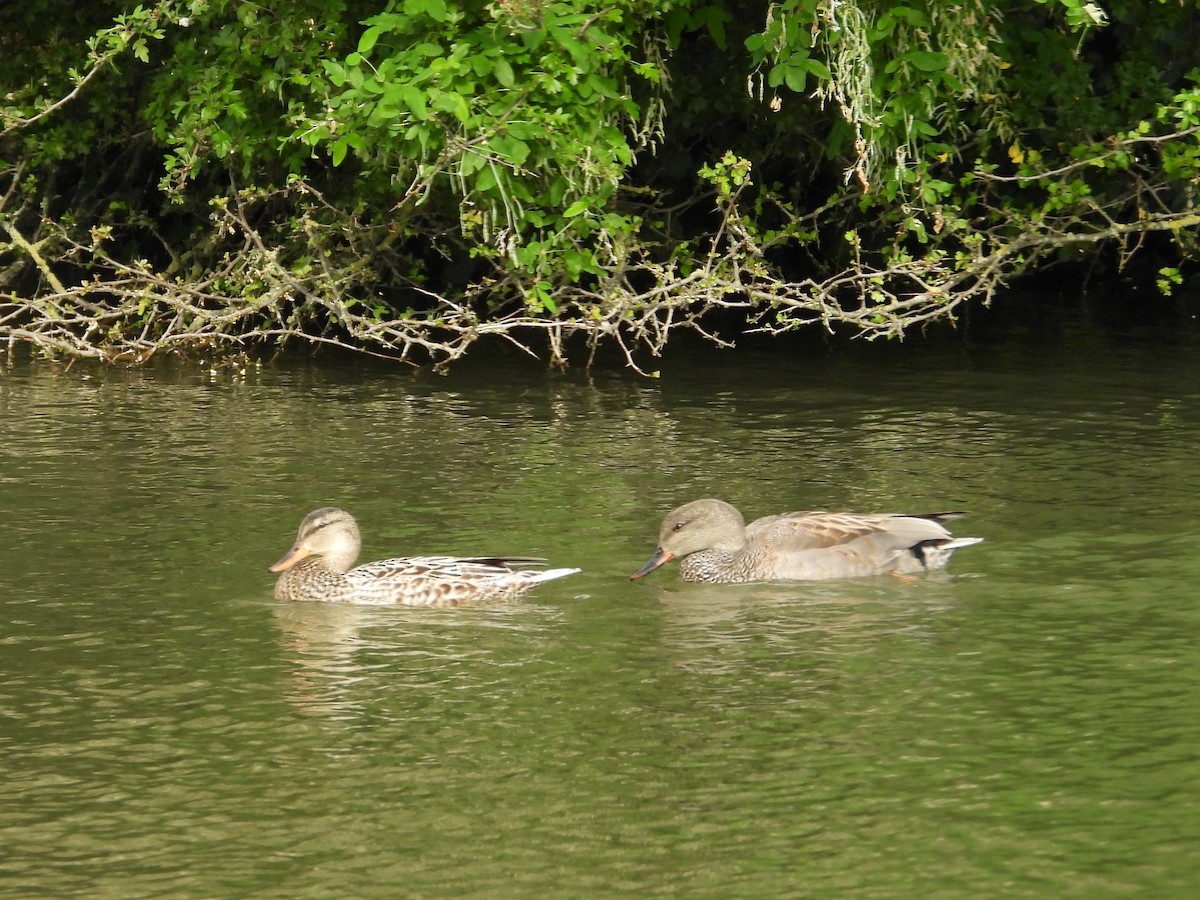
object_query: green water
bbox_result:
[2,327,1198,897]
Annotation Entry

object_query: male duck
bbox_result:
[271,507,581,606]
[631,498,982,583]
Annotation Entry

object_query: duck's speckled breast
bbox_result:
[273,563,355,602]
[678,550,762,583]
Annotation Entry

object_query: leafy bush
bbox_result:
[2,0,1198,370]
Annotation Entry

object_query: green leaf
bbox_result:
[549,27,590,67]
[461,152,484,176]
[405,0,449,22]
[440,92,470,123]
[563,200,590,217]
[907,51,948,73]
[493,135,530,167]
[357,27,381,55]
[322,60,346,87]
[890,7,931,28]
[784,67,807,94]
[806,58,832,81]
[475,165,497,192]
[494,57,515,88]
[331,138,348,166]
[399,85,428,119]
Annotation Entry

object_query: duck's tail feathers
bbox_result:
[909,511,969,524]
[942,537,984,550]
[528,567,582,583]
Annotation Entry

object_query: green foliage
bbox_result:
[1157,265,1183,295]
[142,0,370,192]
[2,0,1199,368]
[279,0,668,309]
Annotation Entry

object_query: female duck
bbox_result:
[631,498,982,583]
[271,507,580,606]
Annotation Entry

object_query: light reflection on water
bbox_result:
[2,332,1200,896]
[270,600,561,719]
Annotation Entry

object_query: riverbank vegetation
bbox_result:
[2,0,1198,371]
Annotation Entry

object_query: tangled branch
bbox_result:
[3,125,1198,374]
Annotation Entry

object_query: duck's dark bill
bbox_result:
[630,547,674,580]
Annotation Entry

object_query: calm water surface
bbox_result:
[2,324,1199,897]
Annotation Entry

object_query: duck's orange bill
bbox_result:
[269,545,312,573]
[629,547,674,580]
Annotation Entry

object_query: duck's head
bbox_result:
[630,498,745,579]
[270,507,362,575]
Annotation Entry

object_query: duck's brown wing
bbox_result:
[749,511,954,552]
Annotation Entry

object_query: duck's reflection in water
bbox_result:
[271,600,555,718]
[646,575,964,677]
